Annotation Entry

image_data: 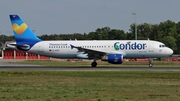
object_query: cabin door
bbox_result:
[148,41,154,52]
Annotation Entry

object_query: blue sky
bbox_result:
[0,0,180,36]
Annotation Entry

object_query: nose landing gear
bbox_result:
[148,58,153,67]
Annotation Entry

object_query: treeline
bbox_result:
[1,20,180,54]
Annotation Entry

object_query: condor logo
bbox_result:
[114,42,147,50]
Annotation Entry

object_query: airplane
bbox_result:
[8,14,173,67]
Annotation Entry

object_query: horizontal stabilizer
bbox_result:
[7,43,30,51]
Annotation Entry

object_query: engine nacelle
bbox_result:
[101,54,123,64]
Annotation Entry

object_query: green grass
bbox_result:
[0,71,180,101]
[10,60,180,67]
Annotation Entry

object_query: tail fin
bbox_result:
[9,15,41,48]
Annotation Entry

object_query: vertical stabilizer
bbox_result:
[9,15,41,50]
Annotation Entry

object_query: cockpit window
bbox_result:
[159,45,166,48]
[162,45,166,47]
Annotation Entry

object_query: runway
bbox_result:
[1,66,180,71]
[1,60,180,71]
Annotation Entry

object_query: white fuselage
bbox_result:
[28,40,173,59]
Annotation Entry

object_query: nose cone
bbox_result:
[168,48,173,56]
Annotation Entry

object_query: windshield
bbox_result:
[159,44,166,48]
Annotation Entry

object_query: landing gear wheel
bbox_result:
[91,62,97,67]
[149,63,153,67]
[148,58,153,67]
[149,58,153,67]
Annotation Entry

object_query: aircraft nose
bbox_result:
[168,48,173,55]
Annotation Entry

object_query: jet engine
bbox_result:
[101,54,123,64]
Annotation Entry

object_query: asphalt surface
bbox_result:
[0,66,180,71]
[1,59,180,71]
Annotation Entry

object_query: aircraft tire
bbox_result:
[149,63,153,67]
[91,62,97,67]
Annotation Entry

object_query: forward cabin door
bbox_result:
[148,41,154,52]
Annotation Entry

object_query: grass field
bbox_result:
[2,60,180,100]
[0,71,180,101]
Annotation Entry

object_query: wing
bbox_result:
[70,44,106,59]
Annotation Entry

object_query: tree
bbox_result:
[160,36,177,52]
[158,20,177,38]
[95,27,110,40]
[175,35,180,54]
[86,32,98,40]
[108,29,126,40]
[150,24,159,40]
[137,23,152,40]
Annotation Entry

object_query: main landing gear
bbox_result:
[148,58,153,67]
[91,61,97,67]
